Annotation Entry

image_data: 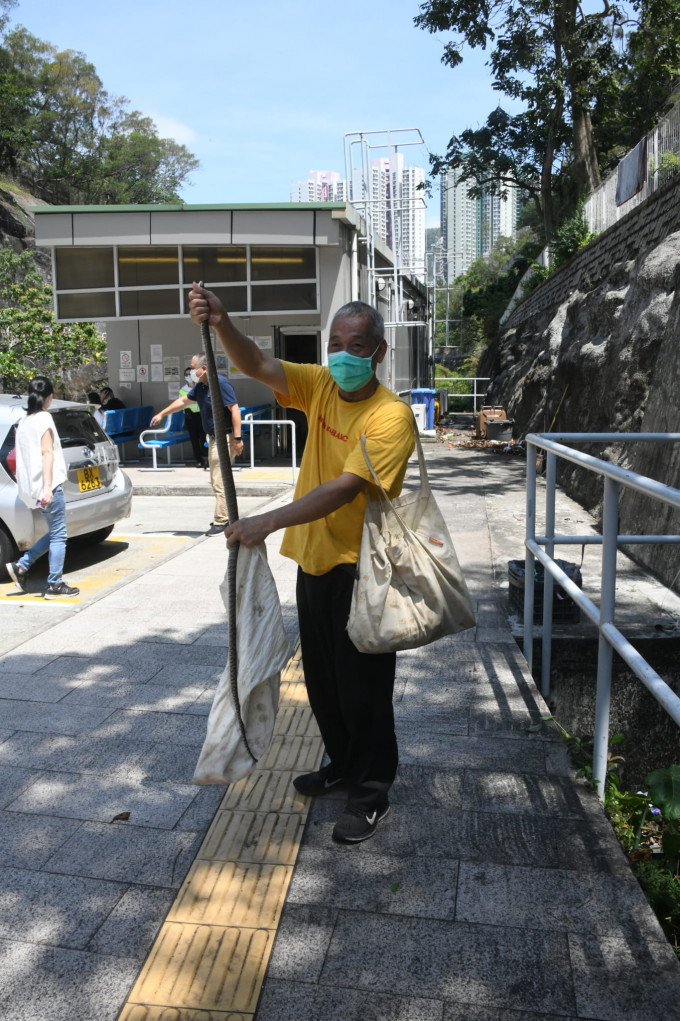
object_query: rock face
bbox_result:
[480,225,680,588]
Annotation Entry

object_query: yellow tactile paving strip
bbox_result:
[118,643,322,1021]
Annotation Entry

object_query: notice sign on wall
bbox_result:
[120,350,132,369]
[163,356,180,382]
[136,364,149,383]
[119,369,135,382]
[150,344,163,362]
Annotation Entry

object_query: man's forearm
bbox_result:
[226,473,365,548]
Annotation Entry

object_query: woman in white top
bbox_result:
[5,377,79,599]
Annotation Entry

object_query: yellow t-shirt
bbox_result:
[276,361,415,575]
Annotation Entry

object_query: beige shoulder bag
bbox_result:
[347,427,476,654]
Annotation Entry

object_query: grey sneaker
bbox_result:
[206,523,226,536]
[332,797,390,844]
[6,562,28,591]
[44,581,79,599]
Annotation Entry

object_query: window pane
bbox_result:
[251,283,317,312]
[182,286,247,315]
[251,247,316,281]
[56,248,114,290]
[183,247,247,283]
[57,291,116,319]
[52,410,107,447]
[120,290,181,317]
[118,247,178,286]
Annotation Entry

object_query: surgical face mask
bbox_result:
[184,373,192,383]
[190,369,200,383]
[327,343,381,392]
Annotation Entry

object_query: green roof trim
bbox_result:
[30,201,348,214]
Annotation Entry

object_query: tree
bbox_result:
[415,0,629,237]
[0,248,105,394]
[0,23,198,204]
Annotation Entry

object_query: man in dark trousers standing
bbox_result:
[151,353,243,534]
[188,283,414,844]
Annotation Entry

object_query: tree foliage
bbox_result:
[416,0,680,243]
[0,248,105,394]
[0,17,198,204]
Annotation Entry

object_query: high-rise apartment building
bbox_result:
[440,168,520,279]
[290,171,347,203]
[350,154,426,279]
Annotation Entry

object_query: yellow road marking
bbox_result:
[118,646,322,1021]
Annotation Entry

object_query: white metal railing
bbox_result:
[585,99,680,234]
[242,414,297,485]
[524,432,680,798]
[443,377,491,412]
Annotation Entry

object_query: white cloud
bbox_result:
[151,115,197,146]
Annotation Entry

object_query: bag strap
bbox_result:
[359,411,431,507]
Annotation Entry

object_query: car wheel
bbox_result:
[0,523,18,579]
[72,524,115,546]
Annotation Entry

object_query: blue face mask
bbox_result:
[328,343,381,392]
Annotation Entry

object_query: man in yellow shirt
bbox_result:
[189,284,414,843]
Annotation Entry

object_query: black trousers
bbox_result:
[184,409,206,463]
[296,565,398,788]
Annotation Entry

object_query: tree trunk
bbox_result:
[571,105,601,196]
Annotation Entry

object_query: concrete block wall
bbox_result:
[505,175,680,330]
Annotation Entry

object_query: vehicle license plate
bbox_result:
[77,466,102,492]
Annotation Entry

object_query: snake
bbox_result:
[199,288,256,763]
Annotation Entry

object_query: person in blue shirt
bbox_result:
[151,354,243,535]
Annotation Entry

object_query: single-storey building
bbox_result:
[33,201,430,457]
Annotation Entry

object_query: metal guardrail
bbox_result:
[524,432,680,798]
[242,414,297,485]
[585,100,680,234]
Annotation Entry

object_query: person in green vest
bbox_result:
[179,365,207,468]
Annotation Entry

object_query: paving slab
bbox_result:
[2,444,680,1021]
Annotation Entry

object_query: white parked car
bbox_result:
[0,393,133,576]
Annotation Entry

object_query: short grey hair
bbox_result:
[194,353,207,368]
[332,301,384,344]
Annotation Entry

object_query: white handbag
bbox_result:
[347,428,476,654]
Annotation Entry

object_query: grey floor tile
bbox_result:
[0,811,81,869]
[87,708,209,747]
[393,765,465,809]
[0,937,140,1021]
[58,679,205,713]
[0,700,115,735]
[86,884,175,958]
[0,867,126,949]
[0,765,40,809]
[142,662,222,688]
[287,847,459,920]
[0,729,151,776]
[303,799,622,872]
[320,913,576,1015]
[462,769,587,817]
[174,785,225,831]
[265,903,338,984]
[456,862,665,940]
[569,932,680,1020]
[444,1008,579,1021]
[7,773,198,828]
[0,673,84,702]
[395,705,469,736]
[398,733,548,773]
[0,653,60,675]
[37,653,161,684]
[256,979,444,1021]
[43,821,203,887]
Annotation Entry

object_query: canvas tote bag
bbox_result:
[347,426,476,654]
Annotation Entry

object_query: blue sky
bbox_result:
[10,0,516,225]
